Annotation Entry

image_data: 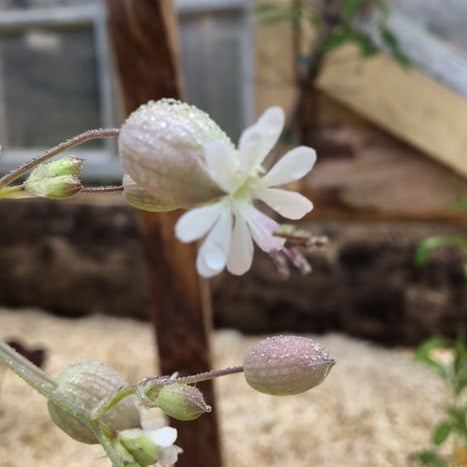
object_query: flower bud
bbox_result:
[119,99,229,208]
[25,175,82,199]
[28,156,84,181]
[243,335,335,396]
[156,383,211,421]
[117,429,159,466]
[48,361,141,444]
[122,174,177,212]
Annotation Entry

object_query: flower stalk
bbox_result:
[0,340,125,466]
[0,128,120,189]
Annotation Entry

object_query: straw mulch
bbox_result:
[0,308,446,466]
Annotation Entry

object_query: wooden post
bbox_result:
[104,2,223,466]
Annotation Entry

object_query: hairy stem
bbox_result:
[91,423,126,467]
[0,128,120,188]
[91,385,135,421]
[0,184,28,199]
[147,365,245,387]
[81,185,124,194]
[0,340,55,391]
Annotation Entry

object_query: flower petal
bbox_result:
[196,248,218,278]
[238,107,285,174]
[159,445,180,466]
[204,140,240,193]
[255,188,313,219]
[141,418,166,431]
[175,202,224,242]
[226,209,254,275]
[146,427,177,447]
[238,202,285,252]
[196,208,232,277]
[260,146,316,187]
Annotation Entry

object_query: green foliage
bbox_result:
[432,422,452,446]
[380,27,411,68]
[416,184,467,280]
[254,3,317,28]
[255,0,410,68]
[414,335,467,465]
[415,450,446,467]
[415,236,467,268]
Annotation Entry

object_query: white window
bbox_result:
[0,0,253,180]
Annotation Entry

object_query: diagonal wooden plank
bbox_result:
[316,44,467,178]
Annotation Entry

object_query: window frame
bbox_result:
[0,0,253,181]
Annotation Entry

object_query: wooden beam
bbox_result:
[357,10,467,99]
[316,44,467,179]
[104,2,223,466]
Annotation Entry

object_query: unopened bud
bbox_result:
[48,361,140,444]
[25,175,82,199]
[122,174,177,212]
[243,335,335,396]
[28,156,84,182]
[156,383,211,421]
[118,429,159,466]
[119,99,228,208]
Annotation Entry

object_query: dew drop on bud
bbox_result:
[243,335,335,396]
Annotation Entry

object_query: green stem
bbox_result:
[0,340,110,453]
[91,422,126,467]
[0,340,55,392]
[145,365,244,387]
[0,184,30,199]
[91,385,135,421]
[0,128,120,188]
[81,185,124,194]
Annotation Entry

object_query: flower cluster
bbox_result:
[120,99,320,278]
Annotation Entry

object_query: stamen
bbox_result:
[268,225,326,277]
[283,247,312,275]
[269,250,290,280]
[273,224,328,249]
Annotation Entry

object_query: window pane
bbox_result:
[0,0,96,9]
[179,10,246,141]
[0,26,101,148]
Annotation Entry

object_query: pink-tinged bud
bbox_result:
[119,99,229,208]
[156,383,211,421]
[243,335,335,396]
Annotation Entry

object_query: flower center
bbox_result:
[229,164,264,201]
[231,175,259,202]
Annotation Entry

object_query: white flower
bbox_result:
[175,107,316,278]
[142,418,181,466]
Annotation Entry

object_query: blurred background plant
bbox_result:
[416,194,467,280]
[255,0,410,144]
[413,334,467,466]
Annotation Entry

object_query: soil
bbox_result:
[0,308,447,467]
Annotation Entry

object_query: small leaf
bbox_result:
[448,405,467,434]
[462,262,467,281]
[453,196,467,212]
[414,338,451,379]
[341,0,367,21]
[453,333,467,375]
[319,30,351,55]
[380,27,411,68]
[415,450,446,467]
[415,236,467,267]
[350,31,379,57]
[432,422,452,445]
